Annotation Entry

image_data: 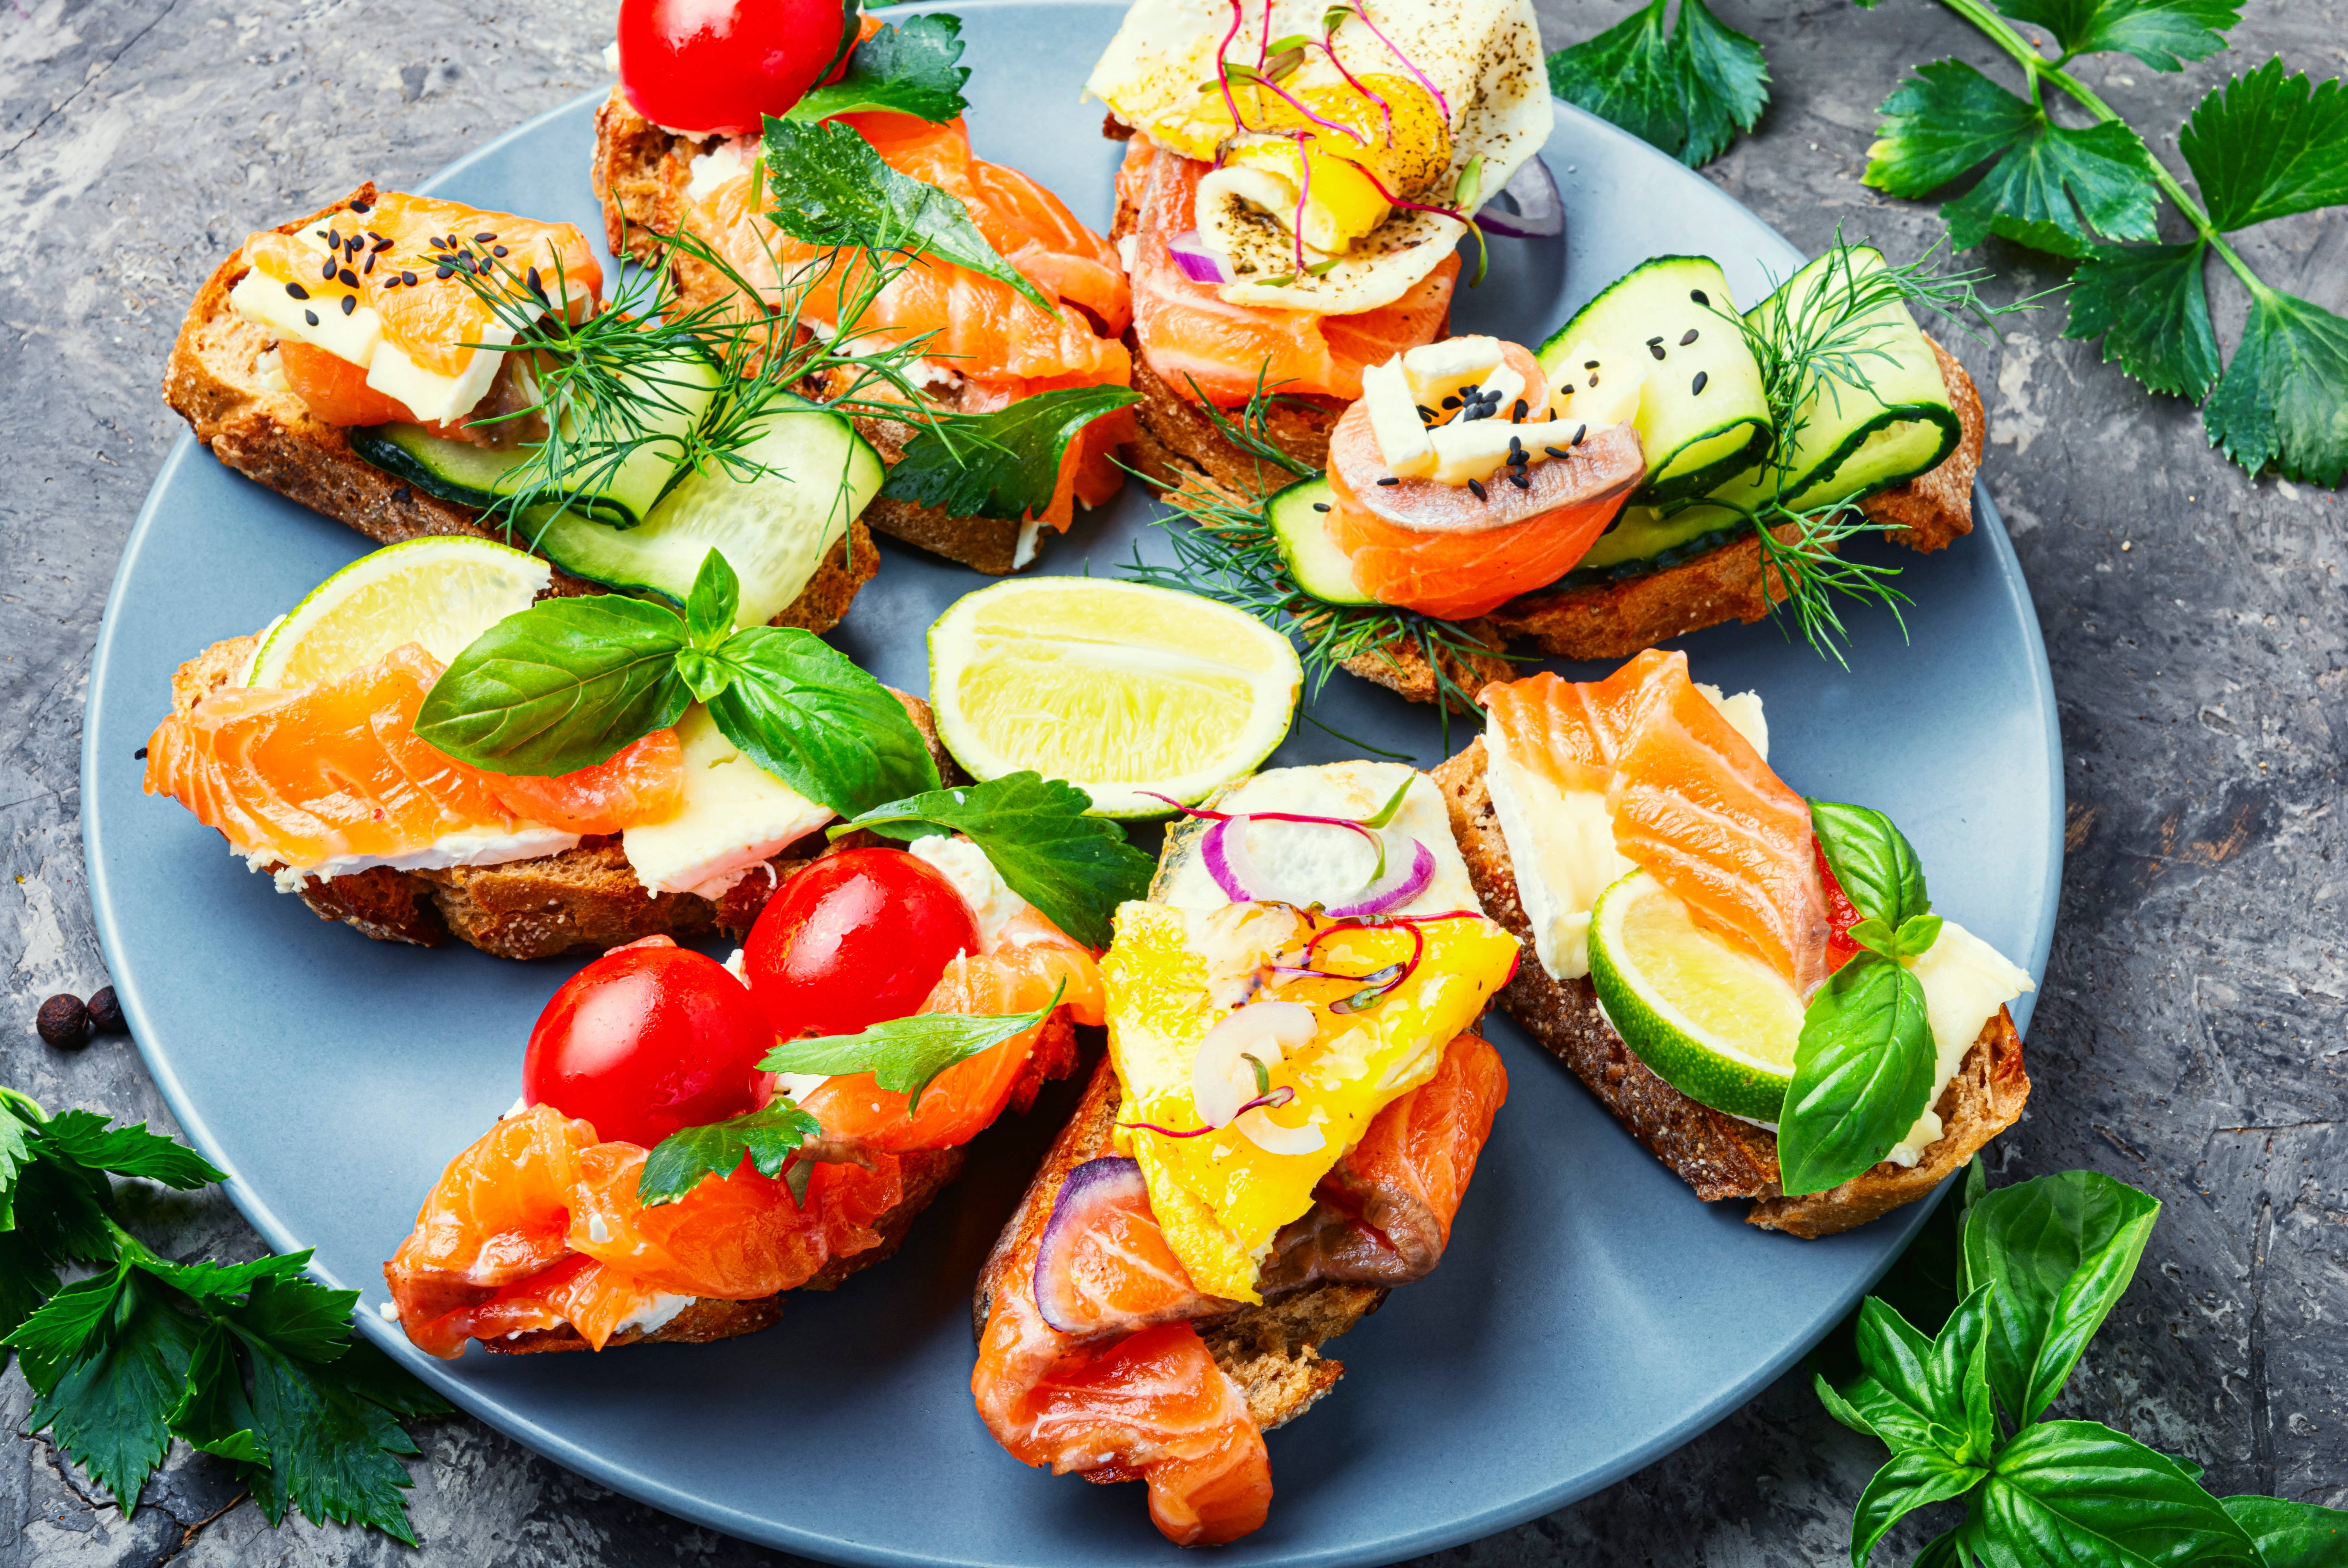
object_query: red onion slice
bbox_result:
[1167,229,1233,285]
[1192,1001,1317,1127]
[1475,156,1564,240]
[1324,839,1437,918]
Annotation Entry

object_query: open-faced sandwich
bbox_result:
[383,795,1135,1353]
[143,541,951,957]
[1432,649,2032,1236]
[972,761,1516,1545]
[166,182,890,635]
[593,2,1138,574]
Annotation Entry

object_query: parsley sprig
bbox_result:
[1858,0,2348,485]
[0,1088,448,1543]
[1546,0,1772,169]
[1818,1162,2347,1566]
[879,384,1141,523]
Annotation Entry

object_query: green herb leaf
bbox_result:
[1925,1283,2001,1466]
[1909,1529,1967,1568]
[233,1332,430,1546]
[761,981,1064,1112]
[1962,1169,2160,1425]
[1852,1450,1988,1568]
[0,1106,34,1226]
[2178,57,2348,230]
[684,548,740,652]
[1977,1420,2260,1568]
[702,625,942,817]
[637,1098,822,1208]
[416,595,690,775]
[226,1270,362,1365]
[1995,0,2243,74]
[761,116,1056,316]
[1811,801,1932,929]
[6,1266,128,1391]
[2221,1496,2348,1568]
[841,772,1155,949]
[783,14,970,124]
[877,384,1140,524]
[135,1250,310,1306]
[38,1109,226,1190]
[1895,913,1944,961]
[1777,955,1937,1196]
[27,1270,200,1513]
[169,1323,268,1463]
[2064,239,2221,399]
[0,1231,61,1346]
[1672,0,1772,167]
[1845,1295,1975,1457]
[2199,280,2348,487]
[1545,0,1768,170]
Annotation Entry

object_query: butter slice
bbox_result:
[1360,358,1435,478]
[620,706,831,898]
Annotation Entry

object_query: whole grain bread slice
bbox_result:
[162,182,876,633]
[1431,737,2028,1238]
[165,633,955,959]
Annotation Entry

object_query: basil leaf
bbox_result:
[783,14,970,125]
[637,1099,822,1208]
[760,980,1064,1112]
[416,596,689,775]
[877,384,1140,524]
[1844,1296,1972,1458]
[1810,800,1932,929]
[1896,913,1944,961]
[1925,1283,2001,1467]
[2221,1496,2348,1568]
[761,116,1057,316]
[673,648,733,704]
[702,625,941,817]
[1978,1420,2260,1568]
[1777,956,1937,1196]
[1962,1170,2160,1426]
[684,548,739,649]
[1853,1450,1987,1568]
[840,772,1155,950]
[1909,1528,1967,1568]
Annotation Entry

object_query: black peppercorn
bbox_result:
[38,994,88,1047]
[87,986,126,1035]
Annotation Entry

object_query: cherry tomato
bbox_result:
[744,849,980,1039]
[1814,839,1863,974]
[522,940,774,1148]
[617,0,861,137]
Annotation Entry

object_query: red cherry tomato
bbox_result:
[617,0,861,137]
[1814,839,1863,974]
[744,849,980,1039]
[522,940,775,1148]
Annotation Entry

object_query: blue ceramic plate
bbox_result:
[83,4,2060,1562]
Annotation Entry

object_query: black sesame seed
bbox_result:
[492,245,508,257]
[321,257,337,280]
[1572,424,1587,446]
[1544,445,1568,459]
[304,309,319,326]
[436,264,454,279]
[402,271,418,286]
[1466,478,1487,501]
[340,294,356,316]
[362,253,376,275]
[1583,359,1599,370]
[134,745,148,760]
[349,198,372,214]
[1512,398,1528,422]
[1441,395,1461,410]
[1692,370,1709,395]
[1648,341,1666,360]
[1588,372,1601,386]
[1312,502,1331,512]
[1376,476,1401,486]
[285,282,310,300]
[1680,328,1699,345]
[1415,404,1438,422]
[1690,288,1709,306]
[526,266,545,295]
[338,268,358,287]
[1509,470,1531,490]
[474,231,496,243]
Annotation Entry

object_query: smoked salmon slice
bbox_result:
[144,643,684,874]
[1123,139,1456,407]
[1482,651,1830,992]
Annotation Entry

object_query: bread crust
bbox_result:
[162,183,876,633]
[1432,737,2028,1238]
[165,633,955,959]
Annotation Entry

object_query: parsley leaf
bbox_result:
[761,980,1065,1112]
[1868,61,2160,256]
[840,772,1155,949]
[2064,240,2221,398]
[761,116,1056,316]
[39,1109,225,1190]
[877,384,1139,523]
[2179,57,2348,231]
[2199,280,2348,487]
[1995,0,2242,74]
[27,1270,201,1508]
[638,1098,822,1207]
[236,1331,433,1545]
[702,625,943,817]
[784,14,970,125]
[1545,0,1768,170]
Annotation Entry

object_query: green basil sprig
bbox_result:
[415,550,940,815]
[1818,1168,2341,1568]
[1776,801,1953,1195]
[762,979,1066,1114]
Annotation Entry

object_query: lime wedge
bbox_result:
[1587,868,1805,1122]
[927,579,1302,819]
[248,537,552,688]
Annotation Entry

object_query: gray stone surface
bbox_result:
[1,0,2342,1562]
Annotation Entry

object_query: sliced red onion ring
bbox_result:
[1167,229,1233,285]
[1202,812,1388,904]
[1237,1101,1326,1157]
[1323,839,1437,918]
[1192,1001,1317,1127]
[1475,157,1564,240]
[1031,1157,1153,1335]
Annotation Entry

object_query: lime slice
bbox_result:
[927,579,1302,819]
[1587,868,1805,1122]
[248,537,552,688]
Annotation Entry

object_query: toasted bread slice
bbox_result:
[1432,737,2028,1238]
[589,92,1093,577]
[162,183,876,635]
[166,633,955,960]
[974,1054,1380,1431]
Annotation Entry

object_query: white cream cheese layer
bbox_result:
[907,832,1037,949]
[253,826,581,891]
[1155,761,1475,915]
[619,705,831,898]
